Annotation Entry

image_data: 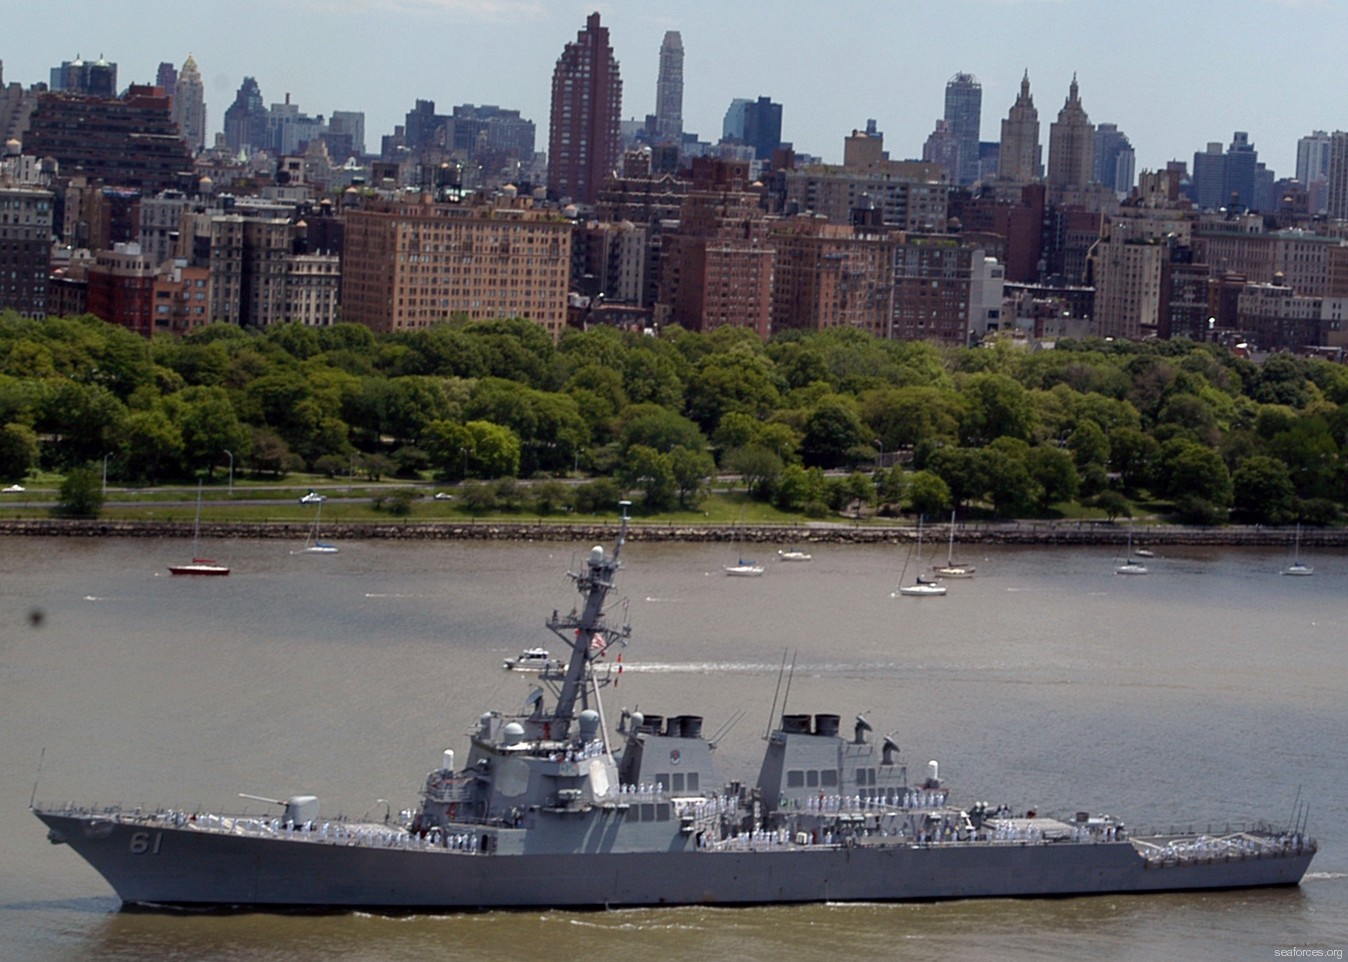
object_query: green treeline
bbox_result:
[2,311,1346,526]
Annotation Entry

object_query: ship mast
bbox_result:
[544,502,631,739]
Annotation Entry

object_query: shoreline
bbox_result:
[0,517,1340,547]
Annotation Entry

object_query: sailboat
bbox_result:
[1114,527,1149,575]
[725,518,764,576]
[931,510,975,578]
[168,482,229,576]
[895,517,947,596]
[295,500,338,555]
[1282,523,1314,576]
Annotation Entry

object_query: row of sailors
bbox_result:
[552,739,607,763]
[1145,832,1312,863]
[801,789,951,813]
[222,817,485,853]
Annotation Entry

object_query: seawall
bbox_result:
[0,518,1340,547]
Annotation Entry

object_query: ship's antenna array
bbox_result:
[764,649,790,738]
[709,709,745,750]
[28,746,44,809]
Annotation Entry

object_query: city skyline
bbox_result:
[3,0,1345,178]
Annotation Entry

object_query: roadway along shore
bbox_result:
[0,518,1341,547]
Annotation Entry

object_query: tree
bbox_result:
[906,470,951,518]
[1231,455,1296,525]
[960,372,1035,445]
[723,445,784,501]
[530,479,572,515]
[983,448,1041,517]
[1109,426,1160,493]
[927,447,989,510]
[618,444,675,509]
[0,421,39,481]
[618,403,706,455]
[120,407,184,482]
[464,420,521,478]
[54,465,104,518]
[773,464,827,512]
[1158,438,1233,509]
[800,396,866,468]
[1027,445,1080,510]
[1091,489,1132,522]
[669,445,715,508]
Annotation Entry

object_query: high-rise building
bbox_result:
[1093,123,1134,195]
[1047,75,1094,192]
[659,158,774,337]
[156,62,177,97]
[341,195,573,337]
[1223,131,1259,211]
[944,72,982,186]
[743,96,782,161]
[653,31,683,144]
[722,96,782,161]
[548,11,623,205]
[328,110,366,158]
[769,216,894,337]
[172,55,206,154]
[922,119,959,181]
[998,71,1040,183]
[223,76,268,155]
[447,105,535,161]
[1192,142,1226,210]
[0,185,52,318]
[1323,131,1348,221]
[404,99,448,152]
[1297,131,1331,187]
[22,86,193,193]
[51,56,117,97]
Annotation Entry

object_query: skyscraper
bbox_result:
[944,72,982,186]
[653,31,683,144]
[1222,131,1258,210]
[1297,131,1331,186]
[548,11,623,205]
[1093,123,1134,195]
[723,96,782,161]
[222,76,268,155]
[156,62,177,97]
[998,71,1040,183]
[1326,131,1348,221]
[1047,75,1094,191]
[172,55,206,154]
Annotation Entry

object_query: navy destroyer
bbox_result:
[35,506,1316,909]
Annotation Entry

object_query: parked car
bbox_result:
[299,490,327,504]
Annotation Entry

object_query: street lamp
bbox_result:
[102,453,112,496]
[224,449,234,495]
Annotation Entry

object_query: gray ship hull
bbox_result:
[36,810,1313,910]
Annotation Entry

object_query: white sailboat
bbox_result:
[777,548,812,562]
[931,510,974,578]
[725,521,764,576]
[895,517,947,596]
[1282,524,1314,576]
[1114,527,1148,575]
[296,500,338,554]
[169,482,229,576]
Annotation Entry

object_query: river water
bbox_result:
[2,533,1345,961]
